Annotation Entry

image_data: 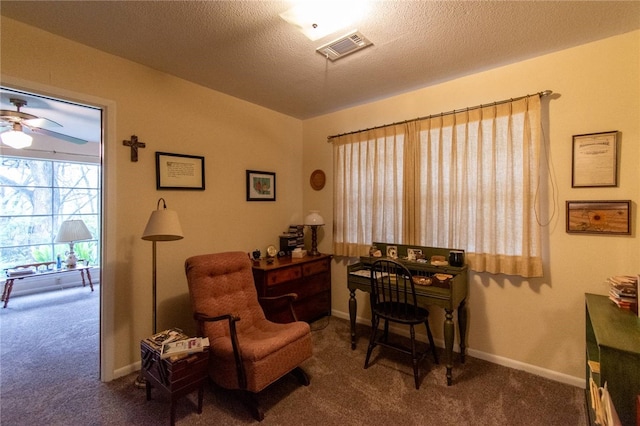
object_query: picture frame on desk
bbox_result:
[386,246,397,259]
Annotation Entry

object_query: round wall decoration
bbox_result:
[310,169,326,190]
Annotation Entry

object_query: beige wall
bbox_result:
[1,17,304,378]
[303,30,640,385]
[3,15,638,385]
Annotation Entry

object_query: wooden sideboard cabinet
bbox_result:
[252,254,332,323]
[585,293,640,426]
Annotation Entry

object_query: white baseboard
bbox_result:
[114,361,140,380]
[331,309,584,389]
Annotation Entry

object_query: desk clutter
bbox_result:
[606,275,638,313]
[368,244,465,267]
[279,225,305,255]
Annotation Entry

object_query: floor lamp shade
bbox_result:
[142,208,184,241]
[55,219,92,268]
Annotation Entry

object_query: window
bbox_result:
[332,95,543,278]
[0,156,100,270]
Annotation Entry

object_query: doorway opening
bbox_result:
[0,85,103,378]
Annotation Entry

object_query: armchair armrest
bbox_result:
[259,293,299,323]
[193,311,247,389]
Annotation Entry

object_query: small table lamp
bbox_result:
[304,210,324,256]
[55,219,92,268]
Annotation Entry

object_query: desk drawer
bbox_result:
[303,259,329,277]
[266,266,302,286]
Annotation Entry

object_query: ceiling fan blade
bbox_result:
[27,126,89,144]
[0,109,39,122]
[23,117,62,128]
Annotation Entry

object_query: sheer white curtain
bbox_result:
[332,95,542,277]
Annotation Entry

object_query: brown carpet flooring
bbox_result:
[0,285,587,425]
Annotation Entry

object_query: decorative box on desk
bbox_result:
[252,254,332,323]
[585,293,640,426]
[347,242,468,386]
[140,338,209,426]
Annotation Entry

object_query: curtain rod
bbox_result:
[327,90,552,141]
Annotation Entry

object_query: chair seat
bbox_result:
[374,302,429,324]
[211,321,311,362]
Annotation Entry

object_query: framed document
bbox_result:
[572,131,618,187]
[156,152,205,190]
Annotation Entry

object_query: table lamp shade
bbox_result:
[55,219,92,243]
[304,210,325,226]
[142,208,184,241]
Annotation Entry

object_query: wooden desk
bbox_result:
[141,339,209,426]
[2,261,94,308]
[347,243,468,386]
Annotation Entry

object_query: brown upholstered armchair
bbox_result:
[184,251,312,421]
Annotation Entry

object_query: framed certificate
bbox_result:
[571,131,618,187]
[155,152,205,190]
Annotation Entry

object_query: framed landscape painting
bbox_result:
[566,200,631,234]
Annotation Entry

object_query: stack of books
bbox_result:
[607,275,638,312]
[288,225,305,250]
[145,328,210,360]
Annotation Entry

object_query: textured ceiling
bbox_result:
[2,1,640,121]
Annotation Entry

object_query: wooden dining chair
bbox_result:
[364,258,439,389]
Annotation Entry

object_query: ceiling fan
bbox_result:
[0,98,88,148]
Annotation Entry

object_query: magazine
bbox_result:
[160,336,209,359]
[145,328,188,350]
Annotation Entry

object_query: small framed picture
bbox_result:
[246,170,276,201]
[156,152,205,190]
[386,246,398,259]
[406,248,422,260]
[572,131,618,188]
[566,200,631,234]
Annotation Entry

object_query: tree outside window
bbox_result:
[0,156,100,270]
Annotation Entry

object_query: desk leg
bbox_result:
[444,309,455,386]
[458,299,467,363]
[349,289,357,350]
[83,269,94,292]
[2,279,15,308]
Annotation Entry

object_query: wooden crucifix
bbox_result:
[122,135,146,162]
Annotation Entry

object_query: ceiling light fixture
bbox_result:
[280,0,369,41]
[1,122,33,149]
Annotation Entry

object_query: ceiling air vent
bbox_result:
[316,30,373,61]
